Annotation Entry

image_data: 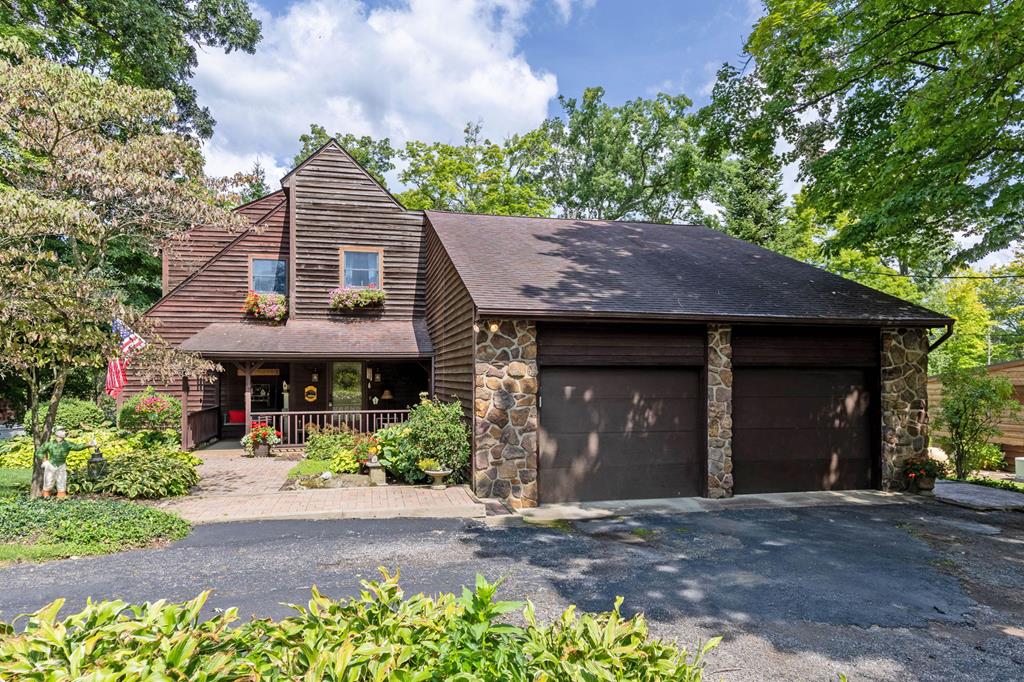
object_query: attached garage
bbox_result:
[536,324,705,503]
[731,327,880,494]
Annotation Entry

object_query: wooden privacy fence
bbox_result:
[251,409,411,446]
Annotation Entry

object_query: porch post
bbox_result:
[180,375,191,451]
[243,362,253,432]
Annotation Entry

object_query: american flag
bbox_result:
[105,319,147,397]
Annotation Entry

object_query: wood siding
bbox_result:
[123,198,290,411]
[537,323,706,366]
[424,225,475,413]
[289,145,426,320]
[162,192,285,292]
[928,360,1024,460]
[731,326,880,367]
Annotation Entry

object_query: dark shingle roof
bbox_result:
[425,211,951,326]
[180,320,433,357]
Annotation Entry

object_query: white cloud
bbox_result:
[551,0,595,22]
[195,0,562,184]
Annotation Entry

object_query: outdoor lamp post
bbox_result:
[87,443,107,480]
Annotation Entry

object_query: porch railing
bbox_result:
[250,409,411,447]
[184,406,220,450]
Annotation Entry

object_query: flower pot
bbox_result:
[916,475,935,492]
[253,442,271,457]
[425,469,452,490]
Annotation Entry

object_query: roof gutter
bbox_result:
[928,321,955,352]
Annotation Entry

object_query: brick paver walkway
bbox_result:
[155,443,485,524]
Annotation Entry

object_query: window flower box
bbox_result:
[242,290,287,323]
[329,284,386,311]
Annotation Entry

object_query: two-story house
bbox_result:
[130,140,952,508]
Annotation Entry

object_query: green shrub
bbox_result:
[404,397,470,482]
[0,497,189,560]
[0,468,30,501]
[0,428,183,471]
[375,424,424,483]
[963,476,1024,493]
[329,447,360,474]
[118,387,182,432]
[22,398,108,434]
[71,450,199,499]
[305,424,357,461]
[287,459,332,479]
[0,570,717,680]
[935,367,1020,479]
[973,443,1007,471]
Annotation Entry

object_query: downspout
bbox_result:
[928,322,954,352]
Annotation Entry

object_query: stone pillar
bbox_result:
[707,324,734,498]
[881,328,929,490]
[473,320,539,508]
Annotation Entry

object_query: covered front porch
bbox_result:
[178,319,434,448]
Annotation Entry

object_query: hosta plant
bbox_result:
[70,450,199,499]
[328,284,386,310]
[242,290,288,322]
[0,570,718,681]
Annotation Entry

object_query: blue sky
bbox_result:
[194,0,762,181]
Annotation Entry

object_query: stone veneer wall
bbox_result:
[880,327,930,490]
[473,320,539,508]
[707,324,734,498]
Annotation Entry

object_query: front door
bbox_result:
[331,361,364,411]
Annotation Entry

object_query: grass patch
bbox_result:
[959,477,1024,494]
[0,497,190,565]
[287,459,334,479]
[523,518,573,533]
[631,528,658,539]
[0,468,31,499]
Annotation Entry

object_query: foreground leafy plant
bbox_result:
[0,570,718,680]
[70,450,199,499]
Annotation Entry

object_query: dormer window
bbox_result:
[340,247,383,288]
[249,256,287,294]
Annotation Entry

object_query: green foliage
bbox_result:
[330,448,360,475]
[70,450,199,499]
[542,87,710,222]
[0,570,717,680]
[294,124,397,186]
[305,425,357,461]
[404,398,471,482]
[0,468,30,501]
[972,443,1007,472]
[0,0,262,138]
[963,477,1024,494]
[375,424,423,484]
[706,155,788,249]
[926,278,993,374]
[21,398,107,434]
[704,0,1024,270]
[0,497,189,563]
[0,427,182,472]
[417,457,441,472]
[979,254,1024,363]
[287,459,332,479]
[118,388,182,432]
[934,367,1020,479]
[239,160,271,204]
[399,122,552,217]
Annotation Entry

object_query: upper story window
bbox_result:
[340,248,382,288]
[250,256,287,294]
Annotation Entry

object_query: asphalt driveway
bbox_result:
[1,500,1022,681]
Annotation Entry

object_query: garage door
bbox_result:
[539,367,702,503]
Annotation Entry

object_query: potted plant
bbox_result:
[241,421,282,457]
[328,283,386,311]
[418,457,452,490]
[903,457,945,493]
[242,290,288,323]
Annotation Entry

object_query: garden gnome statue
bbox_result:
[35,428,93,498]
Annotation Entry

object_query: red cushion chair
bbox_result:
[226,409,246,425]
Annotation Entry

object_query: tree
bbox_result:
[0,0,262,138]
[926,276,993,373]
[542,87,711,222]
[0,40,245,495]
[397,123,552,216]
[238,160,270,205]
[293,124,396,187]
[705,155,788,249]
[704,0,1024,271]
[934,367,1019,479]
[979,256,1024,362]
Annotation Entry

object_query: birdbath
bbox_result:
[424,469,452,490]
